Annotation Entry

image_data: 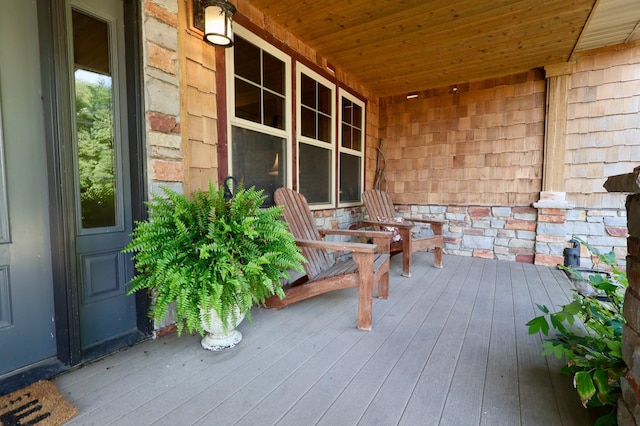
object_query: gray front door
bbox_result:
[68,0,137,353]
[0,0,142,379]
[0,1,57,376]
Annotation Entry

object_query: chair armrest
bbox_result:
[319,229,390,254]
[406,218,446,226]
[361,220,414,230]
[363,218,444,237]
[319,229,391,239]
[406,218,445,234]
[295,239,377,254]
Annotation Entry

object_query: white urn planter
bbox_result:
[200,307,245,351]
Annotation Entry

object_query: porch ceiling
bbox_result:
[248,0,640,97]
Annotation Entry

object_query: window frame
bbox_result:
[225,27,367,209]
[338,89,365,207]
[296,63,336,210]
[225,25,293,193]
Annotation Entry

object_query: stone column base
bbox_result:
[532,192,574,266]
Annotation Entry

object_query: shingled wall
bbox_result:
[567,41,640,210]
[376,41,639,264]
[379,69,546,207]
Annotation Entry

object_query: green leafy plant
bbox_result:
[526,238,627,426]
[124,182,306,336]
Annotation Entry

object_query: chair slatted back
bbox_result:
[274,188,333,279]
[362,189,397,221]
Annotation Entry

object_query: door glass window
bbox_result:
[72,10,117,229]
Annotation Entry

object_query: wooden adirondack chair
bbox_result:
[362,189,445,277]
[264,187,390,331]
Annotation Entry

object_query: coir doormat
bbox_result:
[0,380,77,426]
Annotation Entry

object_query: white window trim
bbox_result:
[296,63,336,210]
[338,89,365,208]
[225,25,293,187]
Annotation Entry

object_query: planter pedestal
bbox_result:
[200,308,244,351]
[201,329,242,351]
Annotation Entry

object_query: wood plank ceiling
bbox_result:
[246,0,640,97]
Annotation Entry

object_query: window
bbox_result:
[227,29,291,206]
[228,27,365,209]
[339,91,364,205]
[296,64,335,207]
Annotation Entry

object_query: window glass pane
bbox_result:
[341,123,352,149]
[73,10,117,229]
[339,153,361,203]
[318,113,331,143]
[301,74,315,108]
[340,96,363,152]
[342,98,353,125]
[353,128,362,151]
[234,36,260,84]
[318,83,331,114]
[263,91,285,129]
[231,126,285,207]
[299,144,331,205]
[263,52,284,95]
[235,78,261,123]
[300,106,316,139]
[352,103,362,128]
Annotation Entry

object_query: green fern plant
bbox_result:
[124,182,306,336]
[526,238,627,426]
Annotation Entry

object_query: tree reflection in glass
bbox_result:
[75,70,116,229]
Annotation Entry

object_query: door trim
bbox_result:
[38,0,81,366]
[122,0,152,335]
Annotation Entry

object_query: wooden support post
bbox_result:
[534,62,575,209]
[532,62,574,266]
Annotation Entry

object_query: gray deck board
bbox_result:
[439,257,495,426]
[397,257,483,425]
[512,262,565,426]
[480,260,520,426]
[274,255,459,426]
[53,253,599,426]
[354,255,465,426]
[114,294,354,425]
[317,256,466,426]
[234,254,451,426]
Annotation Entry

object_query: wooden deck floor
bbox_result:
[54,253,599,425]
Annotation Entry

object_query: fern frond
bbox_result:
[124,183,305,336]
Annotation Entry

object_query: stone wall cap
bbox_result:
[532,199,575,209]
[604,166,640,193]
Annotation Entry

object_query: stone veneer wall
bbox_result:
[620,193,640,425]
[311,202,628,266]
[612,167,640,425]
[406,205,538,263]
[312,207,364,231]
[391,204,626,265]
[143,1,184,195]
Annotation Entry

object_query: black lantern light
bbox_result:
[201,0,236,47]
